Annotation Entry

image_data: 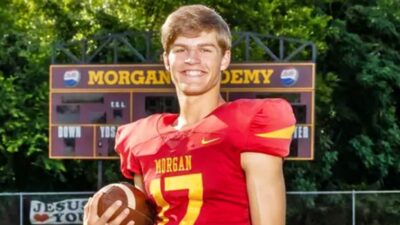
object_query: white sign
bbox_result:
[30,198,87,224]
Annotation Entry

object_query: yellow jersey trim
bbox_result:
[255,125,295,139]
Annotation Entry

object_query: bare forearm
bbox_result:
[242,152,286,225]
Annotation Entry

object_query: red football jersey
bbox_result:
[116,99,296,225]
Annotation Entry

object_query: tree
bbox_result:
[327,0,400,189]
[1,0,399,195]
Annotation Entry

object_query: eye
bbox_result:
[201,48,213,53]
[172,48,185,53]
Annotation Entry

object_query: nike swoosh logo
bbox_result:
[201,137,220,145]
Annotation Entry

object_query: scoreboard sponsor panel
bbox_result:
[49,63,315,160]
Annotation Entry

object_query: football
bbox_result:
[97,182,155,225]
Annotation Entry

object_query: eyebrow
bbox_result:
[171,43,218,48]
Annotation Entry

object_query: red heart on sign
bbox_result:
[34,214,49,222]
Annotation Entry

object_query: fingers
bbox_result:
[83,192,106,225]
[98,200,123,224]
[86,191,104,218]
[83,187,136,225]
[83,197,92,221]
[110,208,130,225]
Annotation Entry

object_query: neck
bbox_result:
[174,89,225,130]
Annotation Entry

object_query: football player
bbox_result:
[84,4,295,225]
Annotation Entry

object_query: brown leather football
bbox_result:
[97,182,155,225]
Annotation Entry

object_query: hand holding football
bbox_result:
[97,182,155,225]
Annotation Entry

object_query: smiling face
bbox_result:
[163,31,231,96]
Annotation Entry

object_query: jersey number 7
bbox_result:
[150,173,204,225]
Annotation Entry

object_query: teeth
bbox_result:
[185,70,202,77]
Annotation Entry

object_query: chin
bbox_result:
[176,82,219,96]
[177,84,207,95]
[181,89,207,96]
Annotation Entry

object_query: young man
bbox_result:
[84,4,295,225]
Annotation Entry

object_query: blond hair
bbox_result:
[161,4,231,53]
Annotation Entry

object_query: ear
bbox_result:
[163,52,170,71]
[220,50,231,71]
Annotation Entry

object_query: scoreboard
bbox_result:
[49,63,315,160]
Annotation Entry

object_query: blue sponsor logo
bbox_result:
[63,70,81,87]
[280,68,299,87]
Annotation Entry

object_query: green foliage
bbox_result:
[324,1,400,189]
[284,0,400,193]
[0,0,399,204]
[357,193,400,225]
[1,0,398,224]
[287,193,352,225]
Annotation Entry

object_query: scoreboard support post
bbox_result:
[97,161,103,189]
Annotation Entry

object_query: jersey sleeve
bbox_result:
[115,123,141,179]
[243,99,296,157]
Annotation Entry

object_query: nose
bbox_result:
[184,49,201,64]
